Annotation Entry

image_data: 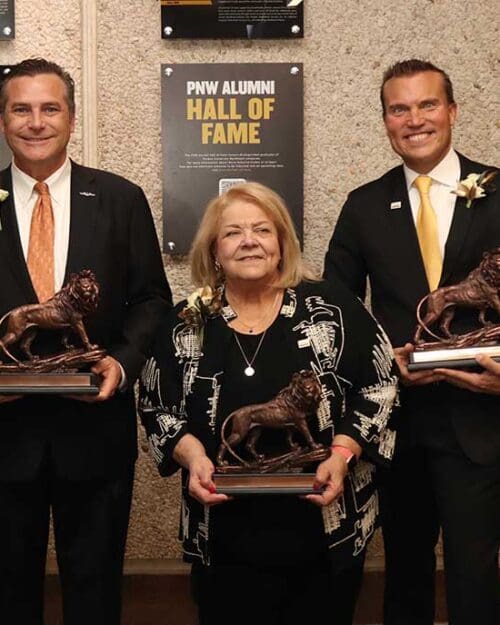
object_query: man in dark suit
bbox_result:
[0,58,172,624]
[324,59,500,625]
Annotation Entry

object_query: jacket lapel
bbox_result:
[64,161,99,282]
[441,153,480,285]
[196,312,234,381]
[386,167,430,295]
[0,166,38,302]
[187,309,233,449]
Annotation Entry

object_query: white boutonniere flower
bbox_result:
[179,285,222,344]
[452,170,498,208]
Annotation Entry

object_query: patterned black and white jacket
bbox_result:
[139,280,398,566]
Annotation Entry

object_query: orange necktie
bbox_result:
[414,175,442,291]
[27,181,55,302]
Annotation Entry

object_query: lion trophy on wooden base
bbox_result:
[414,248,500,347]
[0,270,105,372]
[216,370,330,473]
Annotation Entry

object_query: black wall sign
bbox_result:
[161,1,304,39]
[162,62,303,254]
[0,1,15,40]
[0,66,13,168]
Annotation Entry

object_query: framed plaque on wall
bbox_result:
[161,62,303,254]
[0,1,15,39]
[0,66,13,168]
[161,1,304,39]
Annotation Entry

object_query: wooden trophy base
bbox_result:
[213,472,324,496]
[0,372,100,394]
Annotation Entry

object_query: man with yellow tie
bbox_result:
[324,59,500,625]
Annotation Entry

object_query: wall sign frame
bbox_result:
[161,1,304,39]
[162,62,303,254]
[0,66,13,169]
[0,1,15,39]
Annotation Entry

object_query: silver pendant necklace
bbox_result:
[233,330,267,376]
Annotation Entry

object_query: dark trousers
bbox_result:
[427,447,500,625]
[378,448,440,625]
[191,555,365,625]
[0,459,134,625]
[378,444,500,625]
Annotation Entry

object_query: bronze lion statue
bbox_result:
[0,269,99,362]
[414,248,500,344]
[217,370,323,466]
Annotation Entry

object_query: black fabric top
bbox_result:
[139,280,398,566]
[211,320,326,565]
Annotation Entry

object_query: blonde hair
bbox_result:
[190,181,318,289]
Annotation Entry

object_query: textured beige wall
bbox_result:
[0,0,83,157]
[1,0,499,567]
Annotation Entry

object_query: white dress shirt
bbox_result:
[404,148,461,257]
[12,157,71,291]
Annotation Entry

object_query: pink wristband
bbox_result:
[331,445,355,464]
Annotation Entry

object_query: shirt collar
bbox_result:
[403,148,460,191]
[11,157,71,208]
[219,286,297,323]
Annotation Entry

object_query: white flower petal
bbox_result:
[465,173,480,184]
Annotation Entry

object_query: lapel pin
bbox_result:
[390,201,402,210]
[79,191,96,197]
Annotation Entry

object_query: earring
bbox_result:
[215,259,221,272]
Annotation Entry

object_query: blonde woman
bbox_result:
[140,182,397,625]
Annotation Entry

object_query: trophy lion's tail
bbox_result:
[0,311,22,364]
[0,310,11,329]
[220,413,247,465]
[415,294,444,342]
[0,339,21,364]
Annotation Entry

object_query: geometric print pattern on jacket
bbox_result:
[140,280,398,566]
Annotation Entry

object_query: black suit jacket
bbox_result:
[324,153,500,465]
[0,162,172,481]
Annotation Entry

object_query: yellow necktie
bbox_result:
[27,181,55,302]
[415,175,442,291]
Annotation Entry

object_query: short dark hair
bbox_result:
[0,58,75,116]
[380,59,455,115]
